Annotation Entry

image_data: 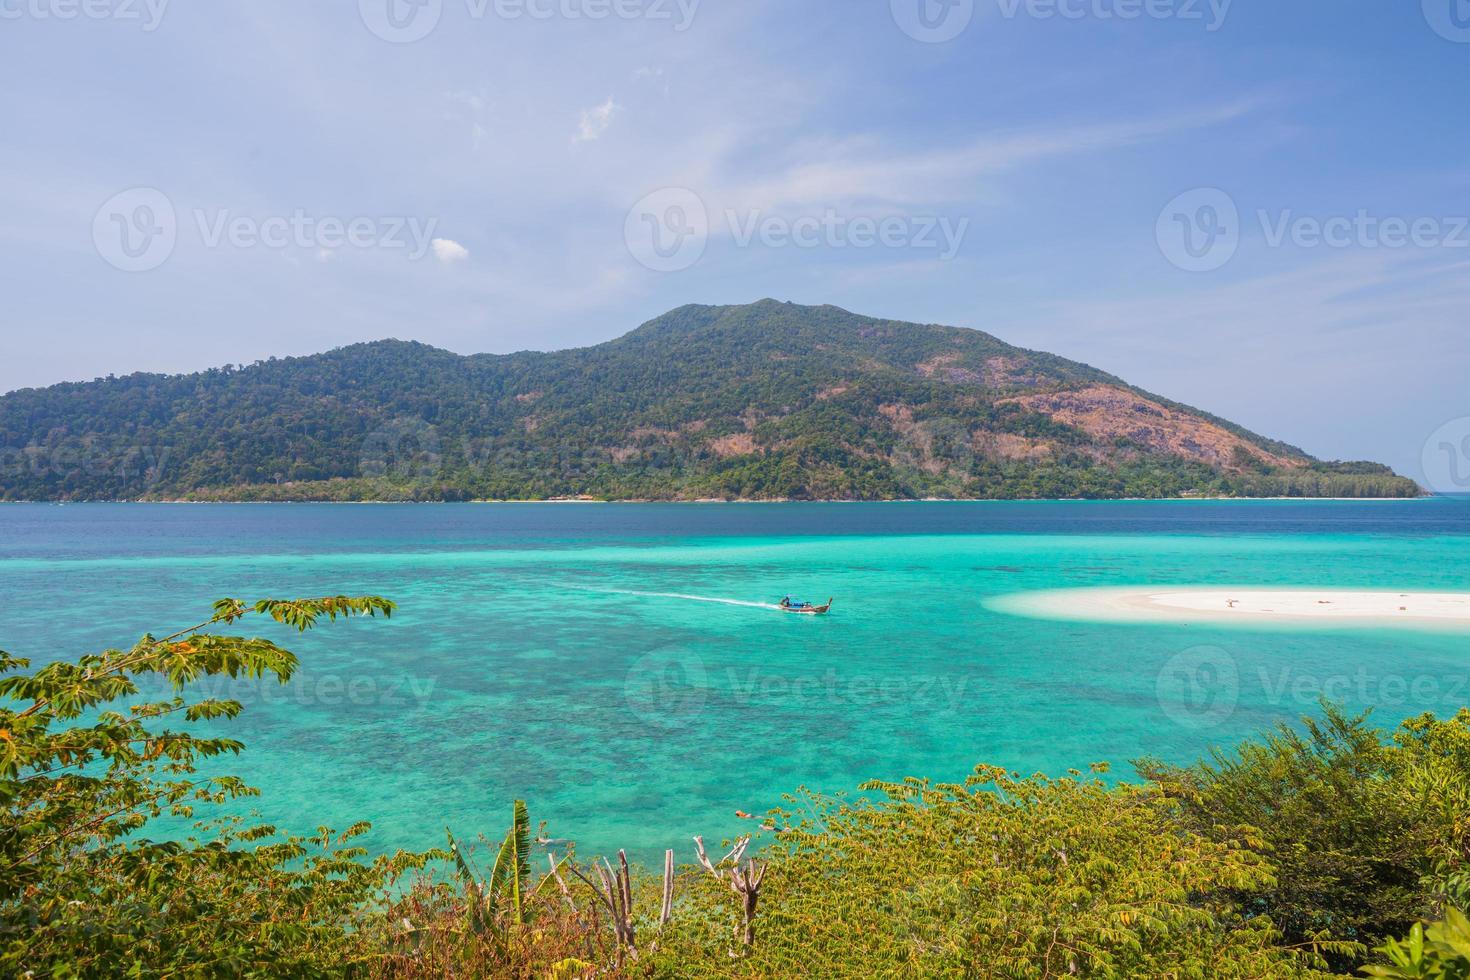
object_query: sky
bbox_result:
[1,0,1468,486]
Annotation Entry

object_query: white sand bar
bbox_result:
[987,587,1470,630]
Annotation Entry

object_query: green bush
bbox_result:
[651,767,1340,978]
[1365,908,1470,979]
[0,595,433,977]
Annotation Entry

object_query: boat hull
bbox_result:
[781,598,833,615]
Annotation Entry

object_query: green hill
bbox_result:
[0,300,1421,501]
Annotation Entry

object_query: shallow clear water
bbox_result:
[2,500,1468,863]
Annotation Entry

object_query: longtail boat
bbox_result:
[779,596,833,615]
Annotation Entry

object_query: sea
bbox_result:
[2,499,1467,863]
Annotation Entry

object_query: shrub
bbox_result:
[0,595,432,977]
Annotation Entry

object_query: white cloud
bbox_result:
[574,97,620,143]
[431,238,470,263]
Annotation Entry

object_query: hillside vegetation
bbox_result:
[0,301,1421,501]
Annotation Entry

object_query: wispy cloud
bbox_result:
[725,99,1265,213]
[574,97,620,143]
[1043,252,1470,351]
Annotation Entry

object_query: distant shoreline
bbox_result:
[0,496,1446,506]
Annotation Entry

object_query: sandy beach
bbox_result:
[987,587,1470,629]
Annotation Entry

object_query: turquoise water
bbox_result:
[2,500,1468,863]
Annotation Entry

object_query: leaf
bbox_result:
[252,596,396,632]
[545,957,593,979]
[445,826,488,935]
[489,799,532,925]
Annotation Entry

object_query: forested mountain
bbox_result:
[0,300,1422,501]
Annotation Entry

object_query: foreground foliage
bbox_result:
[650,768,1340,978]
[0,595,430,976]
[2,597,1467,977]
[1366,907,1470,979]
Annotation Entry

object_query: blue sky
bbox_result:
[2,0,1467,484]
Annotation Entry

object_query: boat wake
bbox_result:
[582,588,782,611]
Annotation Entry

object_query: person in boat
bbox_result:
[780,596,810,610]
